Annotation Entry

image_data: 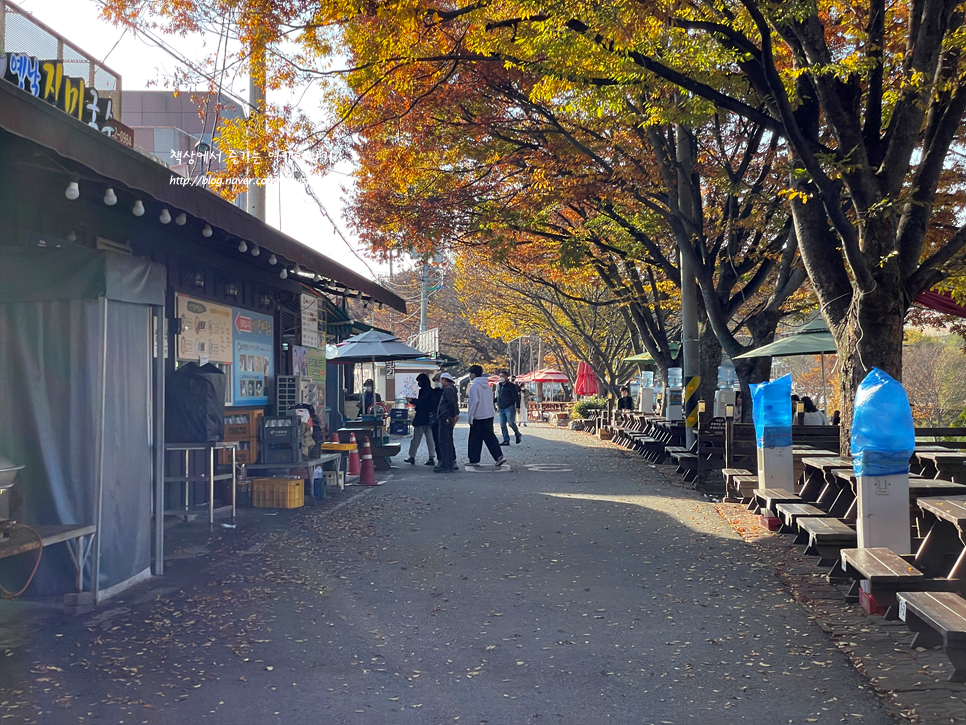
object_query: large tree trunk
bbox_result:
[697,318,722,416]
[832,281,906,455]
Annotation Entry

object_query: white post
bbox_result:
[856,473,911,553]
[757,444,794,491]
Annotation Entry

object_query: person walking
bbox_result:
[429,373,444,461]
[466,365,506,467]
[404,373,436,465]
[516,378,529,427]
[496,370,522,445]
[434,372,460,472]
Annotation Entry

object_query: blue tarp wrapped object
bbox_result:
[750,375,793,449]
[852,368,915,477]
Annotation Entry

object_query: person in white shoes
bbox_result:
[466,365,506,467]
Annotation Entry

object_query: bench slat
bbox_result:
[899,591,966,642]
[841,547,923,583]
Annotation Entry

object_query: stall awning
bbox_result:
[0,81,405,312]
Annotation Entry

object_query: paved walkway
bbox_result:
[0,422,910,723]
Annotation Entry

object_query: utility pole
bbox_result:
[419,260,429,333]
[248,22,266,222]
[676,125,700,447]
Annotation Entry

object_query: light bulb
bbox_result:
[175,213,186,226]
[65,181,80,200]
[202,224,212,237]
[293,264,301,275]
[132,200,145,217]
[66,231,77,242]
[279,268,288,279]
[250,245,260,257]
[269,254,277,265]
[313,273,321,282]
[238,240,248,253]
[103,188,117,206]
[159,208,172,224]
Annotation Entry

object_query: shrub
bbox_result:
[571,397,608,419]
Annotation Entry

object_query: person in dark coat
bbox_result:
[404,373,435,465]
[429,373,444,461]
[617,386,635,411]
[361,379,381,415]
[434,372,460,472]
[496,370,522,445]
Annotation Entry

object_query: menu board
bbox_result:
[306,348,326,384]
[176,293,233,363]
[232,308,274,406]
[300,294,320,349]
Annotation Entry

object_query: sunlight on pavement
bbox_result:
[538,491,720,533]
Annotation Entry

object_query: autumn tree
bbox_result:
[101,0,966,445]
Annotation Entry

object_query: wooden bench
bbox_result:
[796,517,856,566]
[775,502,827,531]
[750,487,800,514]
[898,591,966,682]
[731,475,760,501]
[840,547,925,619]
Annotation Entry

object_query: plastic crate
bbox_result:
[390,420,410,436]
[252,477,304,509]
[389,408,409,420]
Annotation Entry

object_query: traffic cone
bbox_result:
[358,437,377,486]
[347,432,361,475]
[329,432,340,443]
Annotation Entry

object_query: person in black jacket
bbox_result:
[434,372,460,472]
[496,370,522,445]
[429,374,444,462]
[617,386,635,411]
[404,373,435,465]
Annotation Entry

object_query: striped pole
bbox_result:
[684,375,701,431]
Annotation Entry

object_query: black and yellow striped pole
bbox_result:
[684,375,701,431]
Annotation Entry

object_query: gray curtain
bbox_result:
[98,301,152,592]
[0,299,101,592]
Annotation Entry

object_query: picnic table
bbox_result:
[914,496,966,579]
[914,450,966,483]
[799,456,853,506]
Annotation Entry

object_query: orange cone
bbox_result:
[358,437,377,486]
[347,432,361,475]
[329,433,340,443]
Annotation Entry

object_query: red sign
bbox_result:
[235,314,251,333]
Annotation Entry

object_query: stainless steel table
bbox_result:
[164,442,238,527]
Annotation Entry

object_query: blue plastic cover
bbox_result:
[852,368,915,477]
[750,375,793,448]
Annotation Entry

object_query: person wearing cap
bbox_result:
[434,372,460,472]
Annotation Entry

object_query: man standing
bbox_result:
[466,365,506,467]
[496,370,522,445]
[429,373,444,462]
[403,373,435,466]
[434,373,460,472]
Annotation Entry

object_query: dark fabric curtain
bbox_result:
[98,301,153,592]
[0,299,101,592]
[0,298,154,594]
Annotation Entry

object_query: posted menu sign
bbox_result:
[232,308,273,406]
[176,293,233,363]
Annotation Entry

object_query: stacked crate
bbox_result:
[220,408,264,465]
[252,477,304,508]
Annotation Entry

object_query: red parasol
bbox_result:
[574,361,599,396]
